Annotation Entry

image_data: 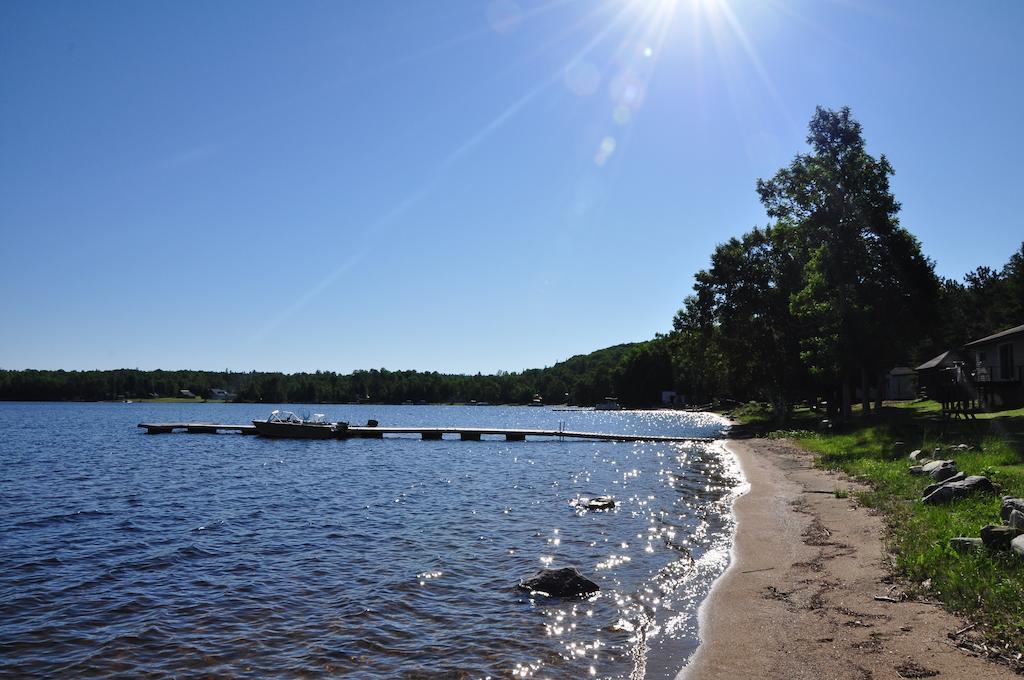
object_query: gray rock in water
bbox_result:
[571,496,615,511]
[922,472,966,498]
[1009,509,1024,531]
[1012,534,1024,558]
[1001,497,1024,522]
[519,567,599,598]
[922,476,996,504]
[908,465,925,476]
[949,537,984,553]
[927,460,958,482]
[981,524,1023,551]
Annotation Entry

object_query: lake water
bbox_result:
[0,403,740,678]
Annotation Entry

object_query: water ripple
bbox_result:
[0,403,737,678]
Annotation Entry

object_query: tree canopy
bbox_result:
[672,106,940,419]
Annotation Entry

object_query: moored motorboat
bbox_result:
[252,410,348,439]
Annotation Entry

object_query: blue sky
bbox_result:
[2,0,1022,373]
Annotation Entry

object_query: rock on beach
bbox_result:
[981,524,1023,551]
[922,472,966,499]
[1001,497,1024,522]
[921,475,996,505]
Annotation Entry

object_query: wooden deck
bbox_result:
[137,423,712,443]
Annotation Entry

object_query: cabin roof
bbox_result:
[964,323,1024,348]
[916,350,960,371]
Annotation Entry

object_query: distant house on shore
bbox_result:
[179,389,197,399]
[209,388,236,401]
[965,323,1024,407]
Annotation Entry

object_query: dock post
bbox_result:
[460,432,482,441]
[421,431,443,440]
[505,433,526,441]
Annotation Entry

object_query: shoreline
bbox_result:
[677,437,1016,679]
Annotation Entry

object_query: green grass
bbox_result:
[769,400,1024,649]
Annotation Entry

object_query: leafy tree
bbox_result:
[756,106,938,418]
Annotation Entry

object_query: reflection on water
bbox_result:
[0,403,739,678]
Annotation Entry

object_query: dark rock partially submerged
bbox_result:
[518,567,600,598]
[921,475,996,504]
[571,495,616,511]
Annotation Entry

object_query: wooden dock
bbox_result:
[137,423,711,443]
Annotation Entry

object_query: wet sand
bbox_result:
[678,437,1017,680]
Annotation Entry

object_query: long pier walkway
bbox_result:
[137,423,711,443]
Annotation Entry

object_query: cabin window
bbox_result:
[999,343,1014,380]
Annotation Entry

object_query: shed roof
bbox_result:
[965,323,1024,348]
[916,350,961,371]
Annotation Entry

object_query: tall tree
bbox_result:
[756,106,938,418]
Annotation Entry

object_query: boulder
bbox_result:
[922,476,996,504]
[1001,497,1024,522]
[981,524,1023,551]
[949,537,984,553]
[922,472,966,498]
[1012,534,1024,558]
[921,459,955,475]
[518,567,599,598]
[908,466,925,476]
[908,449,926,462]
[1009,509,1024,531]
[586,496,615,511]
[571,496,615,511]
[952,443,972,452]
[927,460,958,482]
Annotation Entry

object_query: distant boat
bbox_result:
[529,394,544,407]
[594,397,621,411]
[252,410,348,439]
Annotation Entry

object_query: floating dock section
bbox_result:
[137,423,711,443]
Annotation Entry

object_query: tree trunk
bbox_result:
[842,377,852,422]
[861,367,870,413]
[875,370,885,411]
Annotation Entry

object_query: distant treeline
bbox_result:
[0,342,677,407]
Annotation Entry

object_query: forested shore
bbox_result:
[3,108,1022,413]
[0,343,651,406]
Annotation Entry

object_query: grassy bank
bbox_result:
[742,401,1024,650]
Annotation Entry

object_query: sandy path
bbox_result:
[678,438,1016,680]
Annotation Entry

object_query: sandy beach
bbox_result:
[679,437,1017,680]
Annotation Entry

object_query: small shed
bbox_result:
[886,367,917,400]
